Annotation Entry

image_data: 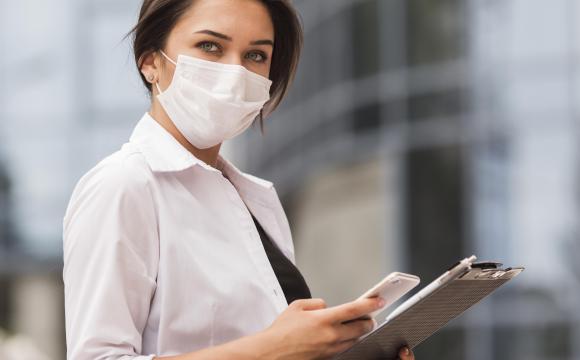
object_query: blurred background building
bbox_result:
[0,0,579,359]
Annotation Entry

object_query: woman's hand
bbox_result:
[155,298,416,360]
[261,297,384,360]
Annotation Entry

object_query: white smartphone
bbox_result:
[356,272,420,319]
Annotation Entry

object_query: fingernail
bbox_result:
[377,298,385,308]
[404,347,410,355]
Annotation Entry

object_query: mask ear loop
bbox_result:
[155,50,177,95]
[160,50,177,66]
[155,81,163,95]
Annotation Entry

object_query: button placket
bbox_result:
[221,178,288,311]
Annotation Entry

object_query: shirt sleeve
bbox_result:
[63,155,159,360]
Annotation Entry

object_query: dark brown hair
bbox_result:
[124,0,303,131]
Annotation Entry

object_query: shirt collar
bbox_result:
[129,112,274,195]
[129,112,295,262]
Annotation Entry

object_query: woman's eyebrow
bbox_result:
[194,29,273,47]
[194,29,232,41]
[250,39,274,47]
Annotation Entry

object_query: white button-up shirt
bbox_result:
[63,112,296,359]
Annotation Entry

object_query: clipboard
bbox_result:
[334,256,524,360]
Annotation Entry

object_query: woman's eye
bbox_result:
[246,51,267,63]
[198,41,220,53]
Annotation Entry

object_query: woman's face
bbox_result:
[153,0,274,92]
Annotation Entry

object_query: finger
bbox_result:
[323,298,383,323]
[290,298,327,311]
[398,346,414,360]
[342,316,378,329]
[335,318,375,342]
[322,297,384,323]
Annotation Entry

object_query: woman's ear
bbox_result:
[140,51,160,85]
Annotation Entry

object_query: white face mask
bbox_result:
[155,50,272,149]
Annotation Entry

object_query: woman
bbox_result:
[62,0,415,359]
